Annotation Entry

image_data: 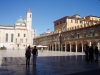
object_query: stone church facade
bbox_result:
[0,9,33,49]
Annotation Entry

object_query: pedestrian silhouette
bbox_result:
[25,46,31,66]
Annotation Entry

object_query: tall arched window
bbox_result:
[30,14,31,18]
[5,33,8,42]
[11,34,14,42]
[18,33,20,37]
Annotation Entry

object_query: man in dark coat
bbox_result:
[25,46,31,66]
[89,46,94,62]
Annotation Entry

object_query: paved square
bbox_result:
[0,50,100,75]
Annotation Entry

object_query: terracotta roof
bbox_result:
[54,15,100,23]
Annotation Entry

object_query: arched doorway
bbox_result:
[67,43,70,52]
[77,41,82,52]
[56,44,58,51]
[72,44,76,52]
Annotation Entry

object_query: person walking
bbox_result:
[25,46,31,66]
[94,46,99,62]
[32,46,38,65]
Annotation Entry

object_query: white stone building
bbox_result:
[0,9,34,49]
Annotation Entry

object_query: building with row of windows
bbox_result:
[33,14,100,52]
[0,9,34,49]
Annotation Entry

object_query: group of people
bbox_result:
[25,45,38,66]
[84,45,99,62]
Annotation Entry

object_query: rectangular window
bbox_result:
[60,21,62,24]
[18,33,20,37]
[75,20,78,23]
[24,34,26,37]
[80,21,82,24]
[71,19,73,23]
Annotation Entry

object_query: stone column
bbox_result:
[59,44,60,51]
[76,43,77,52]
[61,44,62,51]
[89,42,91,46]
[65,42,66,52]
[52,44,53,51]
[82,42,84,52]
[70,43,71,52]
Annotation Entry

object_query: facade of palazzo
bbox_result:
[0,9,34,49]
[33,14,100,52]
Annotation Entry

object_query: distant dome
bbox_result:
[16,16,25,24]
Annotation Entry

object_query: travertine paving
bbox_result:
[0,50,100,75]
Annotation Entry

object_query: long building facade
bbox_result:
[0,9,33,49]
[33,14,100,52]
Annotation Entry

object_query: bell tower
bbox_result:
[26,8,32,30]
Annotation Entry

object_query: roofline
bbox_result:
[0,24,14,27]
[86,15,100,18]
